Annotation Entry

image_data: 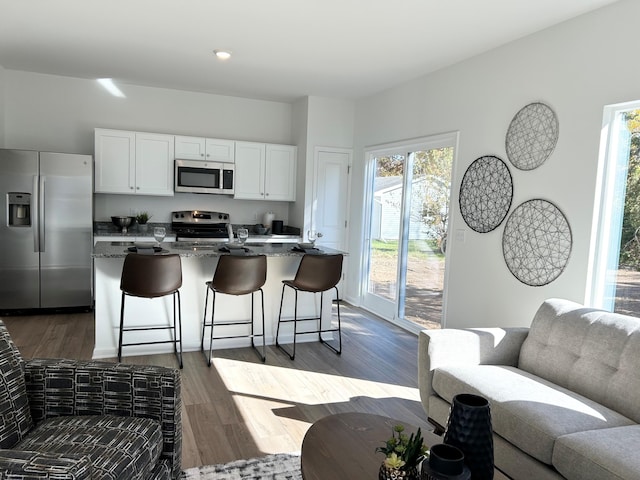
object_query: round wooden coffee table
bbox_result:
[300,412,440,479]
[301,412,509,479]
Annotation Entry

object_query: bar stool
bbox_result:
[201,254,267,366]
[276,253,343,360]
[119,253,183,368]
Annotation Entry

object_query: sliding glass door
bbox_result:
[362,134,455,330]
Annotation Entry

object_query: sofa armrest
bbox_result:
[0,449,92,479]
[23,359,182,479]
[418,328,529,415]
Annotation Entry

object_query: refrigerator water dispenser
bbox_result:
[7,193,31,227]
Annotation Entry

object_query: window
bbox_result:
[590,102,640,315]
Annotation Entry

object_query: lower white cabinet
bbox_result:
[234,141,296,201]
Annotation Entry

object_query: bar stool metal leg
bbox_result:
[175,290,183,368]
[276,284,296,360]
[319,286,342,355]
[118,291,125,362]
[256,289,266,360]
[201,286,210,353]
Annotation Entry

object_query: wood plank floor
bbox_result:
[1,304,432,469]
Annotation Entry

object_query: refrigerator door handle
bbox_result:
[39,176,46,253]
[32,175,40,253]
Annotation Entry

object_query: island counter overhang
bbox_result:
[92,241,347,360]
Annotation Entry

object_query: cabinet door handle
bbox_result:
[136,186,140,190]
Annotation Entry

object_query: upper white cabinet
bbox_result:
[94,129,135,194]
[175,135,235,163]
[95,129,174,196]
[265,144,297,201]
[234,142,266,200]
[234,141,296,201]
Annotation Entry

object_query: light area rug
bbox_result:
[181,453,302,480]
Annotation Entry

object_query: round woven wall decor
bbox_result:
[459,155,513,233]
[506,102,558,170]
[502,199,572,286]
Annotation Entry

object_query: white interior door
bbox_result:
[313,147,351,250]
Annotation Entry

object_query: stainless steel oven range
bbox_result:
[172,210,231,242]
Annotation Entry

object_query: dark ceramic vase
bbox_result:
[379,464,419,480]
[421,443,470,480]
[443,394,494,480]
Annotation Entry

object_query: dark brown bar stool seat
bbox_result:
[201,254,267,365]
[276,253,343,360]
[118,253,183,368]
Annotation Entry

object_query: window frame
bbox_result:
[588,100,640,311]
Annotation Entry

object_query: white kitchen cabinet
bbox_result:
[265,144,297,201]
[234,141,296,201]
[94,129,174,196]
[175,135,235,163]
[234,141,266,200]
[94,129,135,194]
[135,133,175,195]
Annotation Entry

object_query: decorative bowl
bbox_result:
[111,215,136,233]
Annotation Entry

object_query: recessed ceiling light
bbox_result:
[214,50,232,60]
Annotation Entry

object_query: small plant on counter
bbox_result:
[376,424,427,480]
[136,212,151,224]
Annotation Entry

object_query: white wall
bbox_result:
[290,97,309,230]
[3,70,296,226]
[351,0,640,329]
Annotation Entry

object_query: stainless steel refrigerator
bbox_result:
[0,149,93,310]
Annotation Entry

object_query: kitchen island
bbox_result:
[92,241,346,360]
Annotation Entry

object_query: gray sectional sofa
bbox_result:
[418,298,640,480]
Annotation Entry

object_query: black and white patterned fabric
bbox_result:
[0,322,33,448]
[0,449,92,479]
[0,321,182,480]
[17,415,163,479]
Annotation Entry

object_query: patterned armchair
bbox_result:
[0,320,181,479]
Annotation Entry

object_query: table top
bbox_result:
[92,241,347,258]
[300,412,509,480]
[300,413,438,479]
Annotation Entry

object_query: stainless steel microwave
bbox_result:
[174,159,234,195]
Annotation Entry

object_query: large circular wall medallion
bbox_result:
[502,199,572,286]
[506,102,559,170]
[459,155,513,233]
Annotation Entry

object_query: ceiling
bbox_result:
[0,0,620,103]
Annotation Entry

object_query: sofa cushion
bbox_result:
[147,460,171,480]
[553,426,640,480]
[0,321,33,448]
[16,415,163,480]
[432,365,634,465]
[519,298,640,423]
